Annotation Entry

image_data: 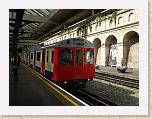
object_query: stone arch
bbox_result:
[105,35,117,66]
[93,38,101,64]
[123,31,139,68]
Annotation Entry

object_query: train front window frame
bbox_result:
[76,49,82,64]
[60,49,73,65]
[84,50,94,64]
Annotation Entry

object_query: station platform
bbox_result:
[95,65,139,80]
[9,63,87,106]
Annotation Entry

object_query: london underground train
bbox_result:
[21,38,95,87]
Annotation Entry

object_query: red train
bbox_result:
[21,38,95,87]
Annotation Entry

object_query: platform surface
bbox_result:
[9,63,85,106]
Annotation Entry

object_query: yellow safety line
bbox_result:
[24,64,79,106]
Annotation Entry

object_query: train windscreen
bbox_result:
[60,49,73,65]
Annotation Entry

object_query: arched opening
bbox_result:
[93,38,101,64]
[105,35,117,66]
[128,13,135,22]
[123,31,139,68]
[118,17,123,25]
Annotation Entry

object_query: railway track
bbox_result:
[75,88,117,106]
[95,72,139,89]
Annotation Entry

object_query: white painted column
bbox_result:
[100,44,106,66]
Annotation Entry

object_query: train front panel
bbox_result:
[53,47,95,82]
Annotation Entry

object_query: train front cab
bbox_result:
[53,47,95,85]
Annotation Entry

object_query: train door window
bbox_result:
[46,50,49,63]
[60,49,73,65]
[51,50,54,64]
[31,53,33,60]
[37,52,41,61]
[84,50,94,64]
[76,49,82,64]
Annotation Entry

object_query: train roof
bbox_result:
[28,38,94,52]
[42,38,94,49]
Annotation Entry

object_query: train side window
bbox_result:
[76,49,82,64]
[46,50,49,62]
[84,50,94,64]
[51,50,54,64]
[31,53,33,60]
[37,52,41,61]
[60,49,73,65]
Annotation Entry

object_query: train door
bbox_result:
[28,53,30,66]
[41,49,45,74]
[74,48,84,78]
[30,52,33,68]
[50,49,54,74]
[83,48,95,77]
[58,48,74,81]
[34,51,36,69]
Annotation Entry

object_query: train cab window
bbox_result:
[51,50,54,64]
[60,49,73,65]
[76,49,82,64]
[37,52,41,61]
[84,50,94,64]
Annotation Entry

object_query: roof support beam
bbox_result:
[19,29,44,33]
[23,14,48,23]
[17,42,39,46]
[17,37,35,40]
[17,40,39,43]
[38,10,90,40]
[23,14,58,25]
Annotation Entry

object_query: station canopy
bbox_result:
[9,9,106,50]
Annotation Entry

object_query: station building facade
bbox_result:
[42,9,139,69]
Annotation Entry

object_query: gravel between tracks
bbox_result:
[84,78,139,106]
